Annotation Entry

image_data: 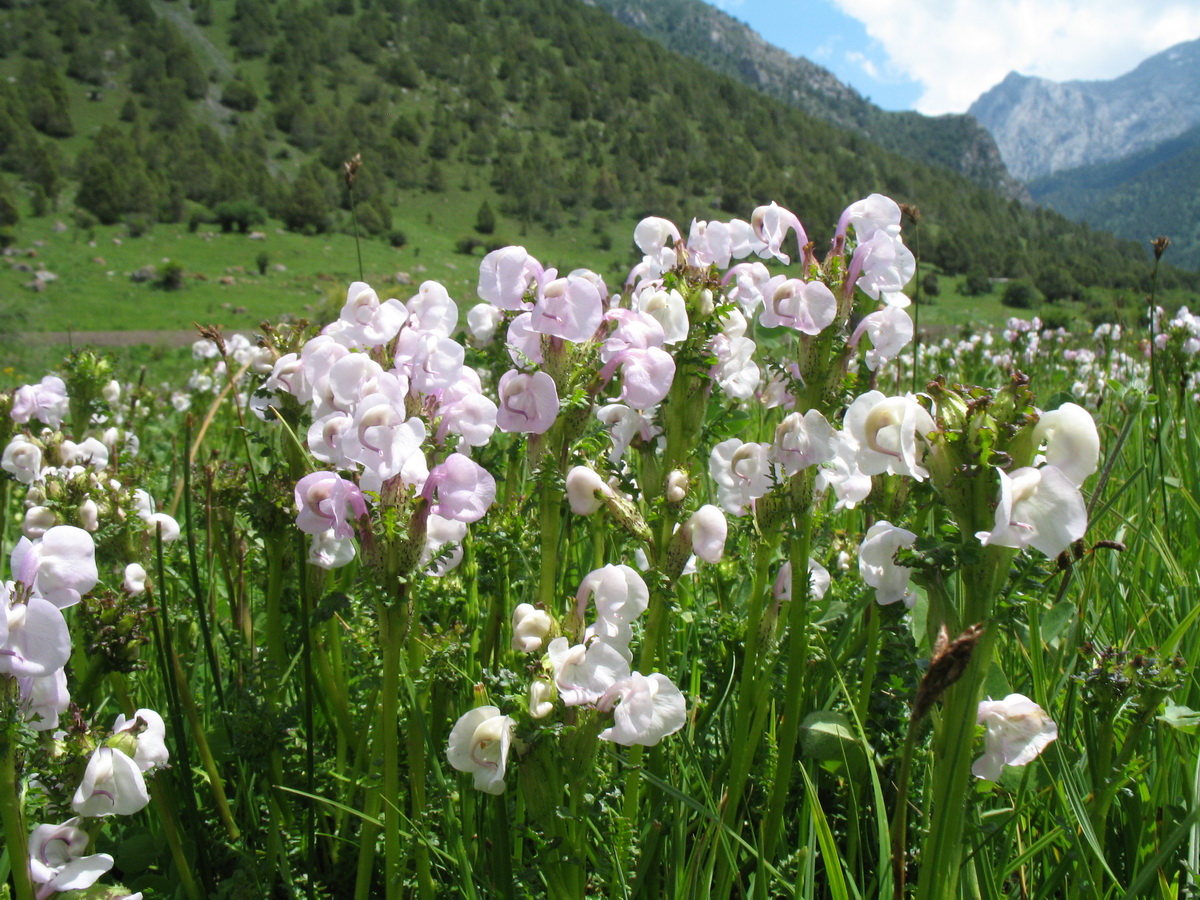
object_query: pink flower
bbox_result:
[495,371,559,435]
[337,281,408,347]
[478,246,542,311]
[294,472,368,539]
[758,277,836,335]
[11,527,98,609]
[751,202,807,265]
[424,454,496,523]
[531,273,604,343]
[602,347,675,410]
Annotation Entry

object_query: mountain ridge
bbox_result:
[583,0,1027,201]
[968,38,1200,181]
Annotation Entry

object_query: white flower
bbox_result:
[844,391,935,481]
[772,409,838,476]
[973,693,1057,781]
[2,435,44,484]
[528,680,554,719]
[1033,402,1100,487]
[975,465,1086,559]
[597,672,687,746]
[446,707,515,795]
[547,637,630,707]
[112,708,170,772]
[22,506,57,540]
[28,818,114,893]
[71,746,151,817]
[858,521,917,607]
[709,439,774,515]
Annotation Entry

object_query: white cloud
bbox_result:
[845,50,879,79]
[828,0,1200,113]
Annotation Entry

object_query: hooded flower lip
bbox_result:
[859,521,918,607]
[71,745,151,817]
[844,392,935,482]
[596,672,687,747]
[294,472,369,539]
[10,527,98,609]
[495,370,559,435]
[975,465,1086,559]
[973,693,1057,781]
[446,706,515,795]
[1033,402,1099,487]
[28,818,114,893]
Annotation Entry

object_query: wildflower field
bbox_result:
[1,196,1198,900]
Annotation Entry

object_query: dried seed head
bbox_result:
[1152,236,1170,260]
[911,622,985,723]
[344,152,362,189]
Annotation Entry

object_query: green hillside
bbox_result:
[1029,123,1200,270]
[0,0,1194,334]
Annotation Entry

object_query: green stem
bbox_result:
[713,533,781,895]
[406,633,435,899]
[265,541,288,686]
[760,492,814,864]
[353,701,386,900]
[914,621,999,900]
[111,674,205,900]
[0,718,34,900]
[378,598,410,900]
[537,478,562,613]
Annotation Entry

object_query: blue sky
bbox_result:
[708,0,1200,115]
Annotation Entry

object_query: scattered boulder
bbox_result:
[131,265,157,283]
[219,276,235,286]
[24,279,45,292]
[92,257,106,265]
[32,240,45,248]
[394,271,413,285]
[112,237,122,246]
[34,270,57,282]
[52,221,67,233]
[248,231,266,240]
[273,264,287,273]
[11,262,32,273]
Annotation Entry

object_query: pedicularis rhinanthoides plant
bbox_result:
[5,195,1176,900]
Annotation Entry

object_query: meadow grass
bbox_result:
[1,225,1198,900]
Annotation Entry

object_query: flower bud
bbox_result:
[23,506,58,539]
[686,505,727,564]
[665,470,688,504]
[102,380,121,405]
[565,465,613,515]
[529,680,554,719]
[123,563,148,595]
[79,499,99,532]
[511,603,553,653]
